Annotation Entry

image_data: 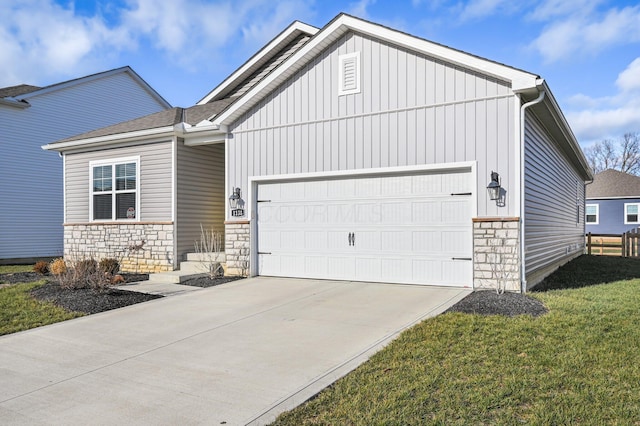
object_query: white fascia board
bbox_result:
[41,125,175,152]
[213,14,539,126]
[197,21,319,105]
[176,122,226,146]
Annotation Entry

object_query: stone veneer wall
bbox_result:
[63,223,174,273]
[224,221,250,276]
[473,218,521,292]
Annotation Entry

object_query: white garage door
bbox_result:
[255,170,473,286]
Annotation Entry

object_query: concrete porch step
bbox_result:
[148,270,208,284]
[185,252,226,262]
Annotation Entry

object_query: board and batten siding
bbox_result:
[228,31,516,218]
[175,141,225,261]
[0,71,169,260]
[64,141,173,223]
[524,112,585,287]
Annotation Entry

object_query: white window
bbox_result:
[90,157,139,221]
[625,203,640,225]
[585,204,599,224]
[338,52,360,96]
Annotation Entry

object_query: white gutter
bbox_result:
[519,85,546,293]
[42,125,175,152]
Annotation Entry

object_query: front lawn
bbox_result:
[274,255,640,424]
[0,281,84,335]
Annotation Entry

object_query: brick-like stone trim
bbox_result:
[473,218,521,292]
[63,223,174,273]
[225,222,250,276]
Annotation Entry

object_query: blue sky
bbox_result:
[2,0,639,146]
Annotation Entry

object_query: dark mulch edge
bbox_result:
[30,282,162,315]
[178,275,245,288]
[446,290,548,317]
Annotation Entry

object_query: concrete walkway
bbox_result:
[0,277,470,425]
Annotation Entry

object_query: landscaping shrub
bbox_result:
[33,261,49,275]
[49,258,67,276]
[75,259,97,276]
[99,258,120,275]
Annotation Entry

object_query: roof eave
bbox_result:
[0,98,30,109]
[42,125,176,152]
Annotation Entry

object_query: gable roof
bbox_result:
[3,67,171,109]
[587,169,640,199]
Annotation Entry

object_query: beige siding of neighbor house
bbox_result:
[175,140,225,261]
[524,112,585,288]
[228,30,517,218]
[64,140,173,223]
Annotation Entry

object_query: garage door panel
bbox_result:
[256,170,472,287]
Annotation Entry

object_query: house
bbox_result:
[585,169,640,234]
[1,67,171,263]
[43,14,592,292]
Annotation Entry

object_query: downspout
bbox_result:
[519,88,545,293]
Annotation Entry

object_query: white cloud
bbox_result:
[458,0,514,21]
[567,57,640,144]
[616,58,640,92]
[531,4,640,63]
[348,0,376,19]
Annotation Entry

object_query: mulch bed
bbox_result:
[178,275,245,288]
[446,290,548,317]
[1,272,160,315]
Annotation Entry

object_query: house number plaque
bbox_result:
[231,209,245,217]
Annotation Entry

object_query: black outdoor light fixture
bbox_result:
[487,171,501,201]
[229,187,241,209]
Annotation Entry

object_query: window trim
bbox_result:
[338,52,361,96]
[624,202,640,225]
[89,156,140,222]
[585,203,599,225]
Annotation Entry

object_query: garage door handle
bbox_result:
[451,257,472,261]
[348,232,354,246]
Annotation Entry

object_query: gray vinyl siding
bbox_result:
[228,31,516,218]
[524,112,584,283]
[64,141,173,223]
[175,141,225,262]
[0,72,168,259]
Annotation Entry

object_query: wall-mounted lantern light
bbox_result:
[229,187,241,209]
[487,171,501,201]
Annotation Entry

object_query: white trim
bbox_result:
[197,21,319,105]
[63,153,67,224]
[587,196,640,201]
[88,156,140,223]
[624,202,640,225]
[585,203,599,225]
[42,126,175,152]
[212,14,539,126]
[338,52,360,96]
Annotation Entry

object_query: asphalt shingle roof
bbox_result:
[586,169,640,198]
[58,98,236,143]
[0,84,41,98]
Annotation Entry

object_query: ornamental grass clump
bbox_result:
[33,261,49,275]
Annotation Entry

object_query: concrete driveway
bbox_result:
[0,277,469,425]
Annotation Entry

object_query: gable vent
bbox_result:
[339,52,360,96]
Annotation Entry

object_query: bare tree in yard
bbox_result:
[585,132,640,175]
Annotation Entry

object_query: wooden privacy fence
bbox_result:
[586,230,640,257]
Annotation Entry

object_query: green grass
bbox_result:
[0,280,83,336]
[0,264,33,274]
[274,256,640,425]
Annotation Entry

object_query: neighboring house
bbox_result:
[0,67,171,263]
[43,14,592,292]
[585,169,640,234]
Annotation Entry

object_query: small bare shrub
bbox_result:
[49,258,67,276]
[99,258,120,275]
[194,225,224,279]
[33,261,49,275]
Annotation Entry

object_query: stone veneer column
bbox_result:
[473,218,521,292]
[224,221,250,276]
[63,222,174,273]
